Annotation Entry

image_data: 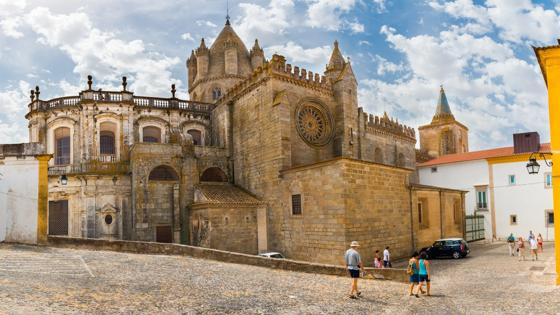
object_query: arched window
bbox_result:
[187,129,202,145]
[397,153,406,168]
[99,122,116,156]
[212,87,222,100]
[143,126,161,143]
[374,147,383,164]
[149,165,179,181]
[54,127,70,165]
[200,167,228,182]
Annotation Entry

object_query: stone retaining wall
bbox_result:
[47,236,407,283]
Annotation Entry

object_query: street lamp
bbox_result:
[60,174,68,185]
[526,152,553,174]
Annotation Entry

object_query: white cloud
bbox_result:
[196,20,218,28]
[181,32,194,41]
[0,81,30,143]
[235,0,295,44]
[0,0,26,17]
[360,24,548,150]
[430,0,560,44]
[373,0,387,13]
[266,41,331,71]
[305,0,357,31]
[0,17,24,38]
[372,55,406,75]
[348,20,365,33]
[23,7,181,96]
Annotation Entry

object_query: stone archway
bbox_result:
[200,167,228,182]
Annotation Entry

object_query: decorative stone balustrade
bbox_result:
[27,90,214,115]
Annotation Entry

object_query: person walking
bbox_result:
[506,233,515,256]
[407,252,420,297]
[418,252,431,296]
[517,237,526,261]
[344,241,364,299]
[383,246,391,268]
[530,237,538,261]
[528,230,535,241]
[373,250,382,268]
[537,233,544,253]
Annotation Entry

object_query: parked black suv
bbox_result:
[421,238,470,259]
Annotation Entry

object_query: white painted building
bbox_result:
[0,143,49,244]
[418,135,554,241]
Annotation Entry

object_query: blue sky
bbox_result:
[1,0,559,150]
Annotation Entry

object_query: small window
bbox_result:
[545,173,552,188]
[104,214,113,225]
[291,194,302,215]
[417,202,423,224]
[143,126,161,143]
[510,214,517,225]
[212,87,222,100]
[508,175,516,185]
[475,188,487,209]
[546,210,554,227]
[431,167,438,173]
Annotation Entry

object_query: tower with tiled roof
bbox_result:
[418,86,469,158]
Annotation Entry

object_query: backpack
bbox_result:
[406,261,414,275]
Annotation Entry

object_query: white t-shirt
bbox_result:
[530,238,538,250]
[383,249,390,261]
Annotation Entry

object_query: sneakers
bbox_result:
[349,295,358,299]
[356,291,362,297]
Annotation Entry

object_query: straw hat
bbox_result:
[350,241,360,247]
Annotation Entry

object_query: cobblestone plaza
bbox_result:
[0,242,557,314]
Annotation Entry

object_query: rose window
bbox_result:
[296,103,332,146]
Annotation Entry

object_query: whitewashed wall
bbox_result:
[0,156,40,244]
[492,161,554,240]
[418,160,489,215]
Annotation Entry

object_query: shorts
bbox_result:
[409,274,419,283]
[348,269,360,278]
[418,274,430,282]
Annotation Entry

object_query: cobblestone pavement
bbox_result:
[0,242,558,314]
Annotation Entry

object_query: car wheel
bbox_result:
[452,251,461,259]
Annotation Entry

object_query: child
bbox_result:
[373,250,382,268]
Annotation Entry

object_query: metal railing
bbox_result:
[48,155,129,176]
[476,202,488,210]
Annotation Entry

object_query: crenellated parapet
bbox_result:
[218,54,333,104]
[362,110,416,142]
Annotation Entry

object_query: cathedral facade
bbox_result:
[25,20,464,264]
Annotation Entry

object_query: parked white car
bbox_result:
[258,252,285,259]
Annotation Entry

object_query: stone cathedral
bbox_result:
[25,19,465,265]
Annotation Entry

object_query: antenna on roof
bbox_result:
[226,0,231,25]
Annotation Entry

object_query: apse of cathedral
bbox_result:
[25,18,464,264]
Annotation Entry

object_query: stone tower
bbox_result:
[187,18,263,103]
[418,86,468,158]
[324,40,358,157]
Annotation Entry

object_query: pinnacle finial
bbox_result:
[171,84,176,98]
[226,0,231,25]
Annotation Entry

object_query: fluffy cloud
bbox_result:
[235,0,295,44]
[266,41,332,71]
[0,81,31,143]
[360,23,547,150]
[181,32,194,41]
[24,7,181,96]
[0,0,26,38]
[429,0,560,43]
[305,0,357,31]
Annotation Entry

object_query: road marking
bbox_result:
[0,251,94,278]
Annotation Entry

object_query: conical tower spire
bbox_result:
[432,85,455,122]
[326,40,345,72]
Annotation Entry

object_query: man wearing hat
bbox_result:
[344,241,364,299]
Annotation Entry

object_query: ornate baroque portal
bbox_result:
[295,102,333,147]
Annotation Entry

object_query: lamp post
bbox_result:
[60,175,68,186]
[526,152,552,174]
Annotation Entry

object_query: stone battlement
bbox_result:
[220,54,332,103]
[361,110,416,140]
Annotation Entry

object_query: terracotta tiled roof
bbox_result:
[194,183,262,205]
[417,143,551,167]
